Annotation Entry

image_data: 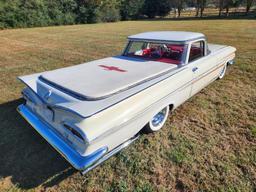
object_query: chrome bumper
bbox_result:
[17,104,107,171]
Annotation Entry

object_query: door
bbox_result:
[188,40,217,96]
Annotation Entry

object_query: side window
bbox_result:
[189,41,205,62]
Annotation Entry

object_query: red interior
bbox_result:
[128,44,186,65]
[189,46,203,61]
[190,47,201,56]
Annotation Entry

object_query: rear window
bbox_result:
[189,41,205,62]
[124,41,188,64]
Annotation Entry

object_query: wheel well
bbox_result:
[169,104,174,111]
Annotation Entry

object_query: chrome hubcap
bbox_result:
[151,108,167,127]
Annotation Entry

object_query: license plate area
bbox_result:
[22,88,55,123]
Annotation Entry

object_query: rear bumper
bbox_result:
[17,104,107,171]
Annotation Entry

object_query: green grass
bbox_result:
[251,126,256,137]
[166,135,195,165]
[0,19,255,192]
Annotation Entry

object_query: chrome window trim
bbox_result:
[185,38,207,65]
[127,36,205,44]
[123,40,189,65]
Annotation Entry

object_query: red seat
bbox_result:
[167,45,184,53]
[142,48,151,55]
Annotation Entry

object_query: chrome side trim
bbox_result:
[17,104,107,171]
[81,134,139,175]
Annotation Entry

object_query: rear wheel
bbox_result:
[144,106,169,133]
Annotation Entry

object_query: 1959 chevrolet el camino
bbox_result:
[17,31,236,174]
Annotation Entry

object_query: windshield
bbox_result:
[123,41,188,64]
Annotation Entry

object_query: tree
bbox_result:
[171,0,185,17]
[222,0,241,16]
[196,0,200,16]
[46,0,77,25]
[246,0,254,14]
[120,0,145,20]
[218,0,224,16]
[195,0,207,17]
[142,0,171,18]
[98,0,121,22]
[200,0,207,17]
[0,0,50,28]
[75,0,101,23]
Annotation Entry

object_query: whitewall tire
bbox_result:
[218,63,227,79]
[144,106,169,133]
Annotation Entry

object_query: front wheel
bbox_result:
[144,106,169,133]
[218,63,227,79]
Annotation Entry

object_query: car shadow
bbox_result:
[0,99,76,189]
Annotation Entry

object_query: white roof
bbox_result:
[128,31,205,42]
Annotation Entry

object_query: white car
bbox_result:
[17,31,236,174]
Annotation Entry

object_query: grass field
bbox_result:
[0,19,255,192]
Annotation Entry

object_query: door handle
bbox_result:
[192,67,198,72]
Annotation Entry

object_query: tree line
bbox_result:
[0,0,255,29]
